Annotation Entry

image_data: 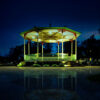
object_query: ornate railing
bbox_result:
[24,53,76,62]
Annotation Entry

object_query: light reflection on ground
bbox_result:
[0,66,100,100]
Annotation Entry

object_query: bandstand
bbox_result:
[20,27,81,62]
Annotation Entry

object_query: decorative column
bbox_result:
[24,39,26,57]
[37,36,39,57]
[28,40,30,55]
[75,38,77,60]
[62,33,64,58]
[71,40,73,56]
[57,41,60,60]
[41,42,44,61]
[24,33,27,56]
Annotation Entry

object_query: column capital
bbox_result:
[57,41,60,45]
[28,39,31,43]
[73,32,77,39]
[41,41,44,45]
[24,30,33,39]
[70,39,73,42]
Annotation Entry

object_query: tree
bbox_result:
[81,35,100,60]
[7,45,24,64]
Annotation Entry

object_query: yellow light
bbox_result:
[49,40,52,42]
[49,31,53,35]
[64,64,71,67]
[32,36,35,39]
[59,39,63,42]
[62,61,66,63]
[38,39,41,42]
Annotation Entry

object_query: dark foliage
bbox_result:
[78,35,100,61]
[0,34,100,65]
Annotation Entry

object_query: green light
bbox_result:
[17,61,26,67]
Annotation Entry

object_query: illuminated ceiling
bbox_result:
[20,27,81,43]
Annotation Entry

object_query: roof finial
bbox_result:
[49,24,52,27]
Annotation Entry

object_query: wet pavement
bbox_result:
[0,66,100,100]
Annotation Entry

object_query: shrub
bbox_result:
[17,61,26,67]
[33,64,41,67]
[43,64,50,67]
[59,63,64,67]
[52,64,58,67]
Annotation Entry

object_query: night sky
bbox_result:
[0,0,100,56]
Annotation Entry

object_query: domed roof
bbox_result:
[20,27,81,43]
